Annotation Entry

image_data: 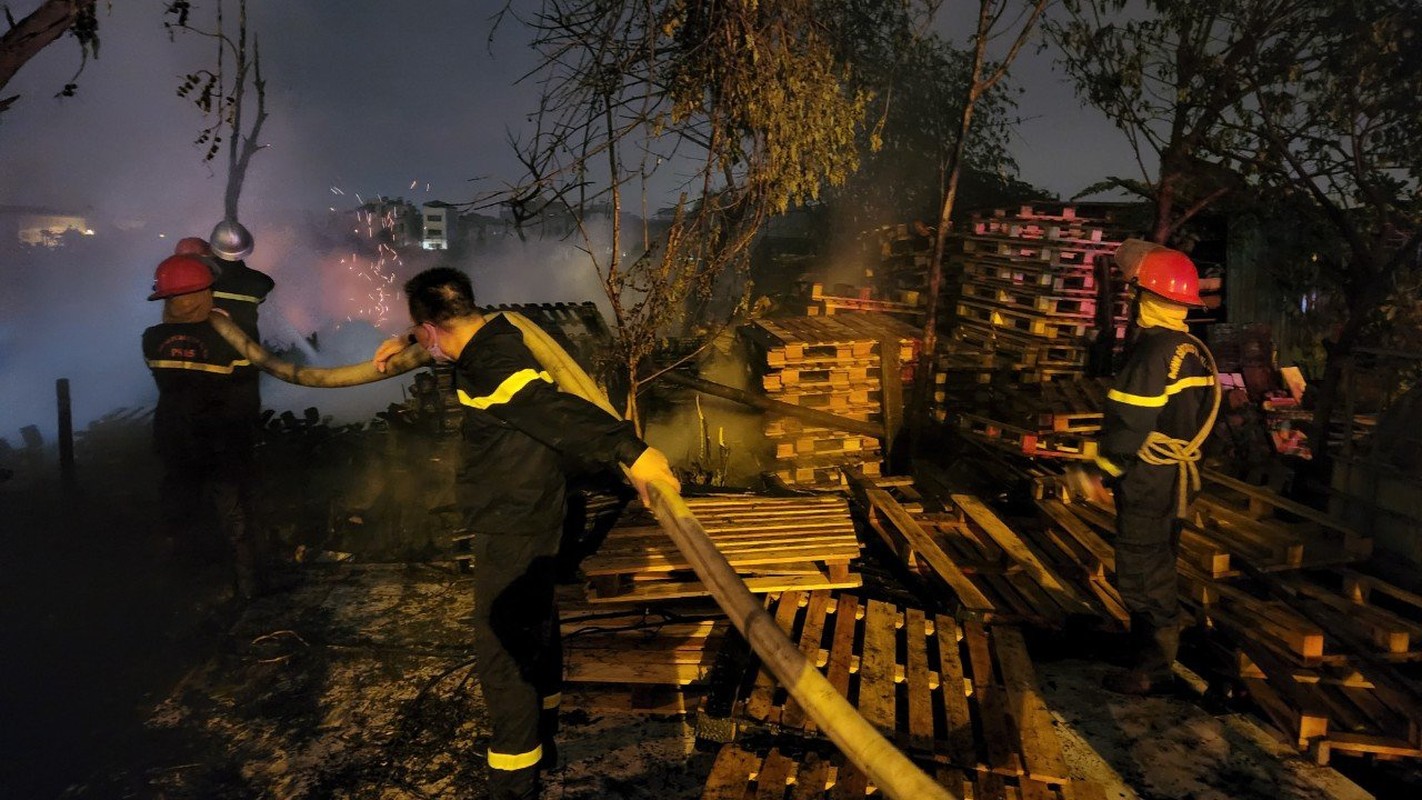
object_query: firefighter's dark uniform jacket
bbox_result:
[209,259,274,345]
[210,259,274,410]
[453,313,647,533]
[452,313,647,797]
[1094,322,1217,672]
[143,320,257,462]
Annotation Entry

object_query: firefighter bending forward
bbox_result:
[374,267,679,800]
[1094,248,1219,695]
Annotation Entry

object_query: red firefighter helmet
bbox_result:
[173,236,212,257]
[1135,248,1204,307]
[148,254,215,301]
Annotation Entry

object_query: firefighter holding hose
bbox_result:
[373,267,678,800]
[1091,244,1220,695]
[143,254,263,600]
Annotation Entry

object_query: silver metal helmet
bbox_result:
[209,219,255,262]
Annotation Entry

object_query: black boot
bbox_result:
[1103,616,1178,695]
[538,707,560,771]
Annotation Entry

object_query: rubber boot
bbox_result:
[538,707,559,771]
[1103,617,1178,695]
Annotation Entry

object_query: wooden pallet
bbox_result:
[744,316,916,368]
[959,282,1098,319]
[772,433,880,460]
[959,258,1101,293]
[955,301,1094,343]
[581,496,863,603]
[847,473,1100,625]
[772,456,882,487]
[956,414,1099,461]
[762,365,877,392]
[1201,471,1371,561]
[733,591,1076,783]
[701,744,1107,800]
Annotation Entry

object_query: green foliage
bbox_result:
[664,0,868,215]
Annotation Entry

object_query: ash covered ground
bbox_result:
[1,409,1415,799]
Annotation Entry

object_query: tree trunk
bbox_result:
[0,0,96,112]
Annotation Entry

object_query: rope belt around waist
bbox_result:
[1137,431,1203,518]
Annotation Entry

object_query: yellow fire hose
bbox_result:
[208,311,957,800]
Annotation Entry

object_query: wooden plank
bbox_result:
[828,760,871,800]
[703,744,759,800]
[782,591,833,730]
[586,572,861,603]
[993,627,1071,783]
[955,493,1093,616]
[963,620,1024,775]
[849,475,995,613]
[752,748,796,800]
[745,591,807,721]
[859,599,901,736]
[789,752,833,800]
[826,595,860,700]
[935,615,977,768]
[905,607,936,752]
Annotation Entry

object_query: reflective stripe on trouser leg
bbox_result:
[470,529,561,796]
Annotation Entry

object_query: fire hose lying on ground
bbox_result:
[208,310,956,800]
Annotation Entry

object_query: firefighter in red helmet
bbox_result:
[1094,245,1221,695]
[143,255,262,599]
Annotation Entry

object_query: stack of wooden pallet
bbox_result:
[699,589,1106,799]
[742,314,919,488]
[866,221,935,307]
[558,594,727,714]
[935,375,1113,460]
[1031,474,1422,765]
[580,494,864,603]
[944,204,1130,390]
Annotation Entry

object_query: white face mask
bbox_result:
[420,321,453,362]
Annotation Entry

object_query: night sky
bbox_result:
[0,1,1134,439]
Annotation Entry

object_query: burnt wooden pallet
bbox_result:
[1038,494,1233,580]
[1201,471,1371,561]
[956,414,1099,461]
[701,744,1107,800]
[847,474,1099,625]
[733,590,1075,783]
[582,496,863,603]
[561,601,729,686]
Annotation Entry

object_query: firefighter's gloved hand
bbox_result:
[627,447,680,508]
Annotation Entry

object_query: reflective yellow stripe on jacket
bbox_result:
[145,358,251,375]
[457,369,554,410]
[1105,375,1216,408]
[213,290,266,304]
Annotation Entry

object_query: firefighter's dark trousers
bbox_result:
[160,455,257,595]
[1112,461,1188,675]
[471,529,564,800]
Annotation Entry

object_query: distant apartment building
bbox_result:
[359,197,421,247]
[421,201,458,250]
